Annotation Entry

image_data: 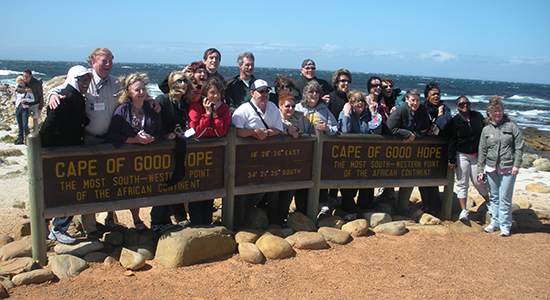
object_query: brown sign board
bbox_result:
[235,138,314,186]
[321,138,448,181]
[42,142,224,209]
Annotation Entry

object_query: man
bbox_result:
[203,48,224,84]
[225,51,256,114]
[294,59,332,101]
[386,89,433,215]
[22,69,44,133]
[380,78,406,112]
[231,79,283,227]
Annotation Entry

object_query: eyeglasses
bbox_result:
[339,79,351,83]
[175,78,188,84]
[283,104,296,108]
[310,90,319,94]
[304,67,316,71]
[382,85,393,89]
[457,102,470,108]
[77,75,91,83]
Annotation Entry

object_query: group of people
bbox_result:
[12,70,43,144]
[22,46,523,243]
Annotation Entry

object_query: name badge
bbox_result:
[90,102,106,111]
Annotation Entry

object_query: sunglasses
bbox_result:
[258,89,270,94]
[304,67,316,71]
[77,75,91,82]
[339,79,351,83]
[283,104,296,108]
[457,102,471,108]
[382,85,393,89]
[175,78,188,84]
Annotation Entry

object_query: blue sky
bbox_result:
[2,0,549,84]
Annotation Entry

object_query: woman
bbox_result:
[338,90,382,220]
[188,77,230,138]
[366,76,391,125]
[477,96,524,237]
[327,68,352,120]
[295,81,338,136]
[185,61,208,99]
[278,91,304,138]
[448,96,490,221]
[13,76,33,145]
[185,77,230,225]
[40,65,92,244]
[152,70,193,230]
[106,72,163,231]
[270,74,299,105]
[294,81,338,214]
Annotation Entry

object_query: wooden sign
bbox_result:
[321,138,448,181]
[42,144,224,209]
[235,138,313,186]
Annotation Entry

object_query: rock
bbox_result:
[155,226,236,268]
[12,269,54,286]
[54,239,104,256]
[235,230,261,244]
[1,276,14,289]
[0,237,32,261]
[103,231,124,246]
[285,232,328,250]
[533,207,550,219]
[317,216,345,229]
[119,248,146,270]
[0,236,13,247]
[138,230,159,246]
[514,214,545,230]
[0,257,41,277]
[317,227,350,244]
[286,212,317,232]
[281,227,294,238]
[103,256,118,265]
[48,254,88,279]
[341,219,369,237]
[407,225,449,236]
[410,208,424,220]
[123,229,140,247]
[245,207,269,229]
[265,225,284,237]
[448,220,484,233]
[363,212,392,228]
[255,234,293,259]
[373,221,407,236]
[127,245,156,260]
[419,213,441,225]
[238,243,263,264]
[0,284,7,298]
[83,252,109,263]
[532,158,550,171]
[525,183,550,193]
[13,221,31,239]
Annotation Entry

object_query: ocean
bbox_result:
[2,59,550,132]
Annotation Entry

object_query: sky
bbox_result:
[1,0,549,84]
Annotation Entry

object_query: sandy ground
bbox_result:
[1,125,550,299]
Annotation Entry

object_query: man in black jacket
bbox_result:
[225,51,256,114]
[22,69,43,132]
[294,59,332,101]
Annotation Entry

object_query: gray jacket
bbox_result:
[477,115,524,173]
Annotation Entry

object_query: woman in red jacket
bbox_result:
[188,77,230,138]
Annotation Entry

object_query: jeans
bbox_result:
[15,106,29,141]
[52,217,73,232]
[486,171,516,232]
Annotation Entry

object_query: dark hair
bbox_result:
[274,74,297,93]
[382,78,395,86]
[366,76,382,92]
[424,81,440,99]
[23,69,32,76]
[455,96,468,105]
[203,48,221,61]
[201,77,225,98]
[331,69,352,89]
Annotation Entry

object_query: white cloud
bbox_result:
[419,50,457,62]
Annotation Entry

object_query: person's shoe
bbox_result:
[459,209,469,221]
[14,140,24,145]
[151,224,163,232]
[484,224,498,233]
[178,220,191,227]
[104,217,115,228]
[49,228,77,244]
[500,229,511,237]
[134,220,147,232]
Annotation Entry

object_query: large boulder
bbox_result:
[54,239,104,256]
[255,234,293,259]
[155,226,236,268]
[13,221,31,239]
[48,254,88,279]
[0,257,41,277]
[317,227,350,244]
[238,243,263,264]
[341,219,369,237]
[119,248,146,270]
[363,212,392,228]
[286,212,317,232]
[285,232,328,250]
[12,269,54,286]
[448,220,484,233]
[235,229,261,244]
[373,221,407,236]
[0,237,32,261]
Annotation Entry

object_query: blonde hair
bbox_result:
[346,90,365,104]
[86,48,114,66]
[117,73,151,104]
[168,71,192,102]
[16,75,24,86]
